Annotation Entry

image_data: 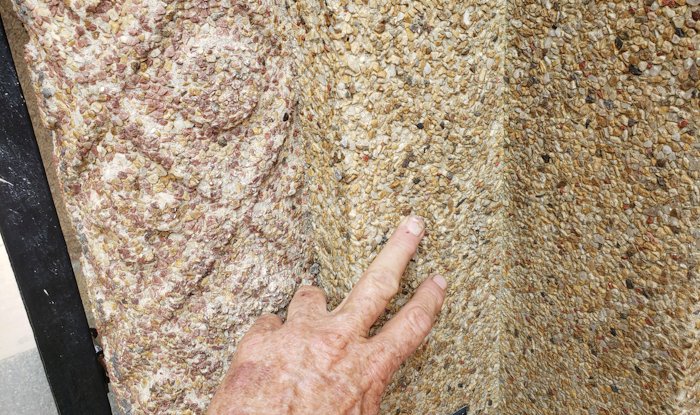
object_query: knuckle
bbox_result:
[392,235,418,254]
[405,306,434,336]
[365,268,399,296]
[238,334,260,351]
[238,331,267,355]
[318,330,350,351]
[423,284,445,309]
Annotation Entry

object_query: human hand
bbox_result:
[207,215,447,415]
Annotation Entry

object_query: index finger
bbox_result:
[335,215,425,333]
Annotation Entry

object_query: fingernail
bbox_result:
[404,215,424,236]
[432,274,447,290]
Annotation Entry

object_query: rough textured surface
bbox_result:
[291,1,507,412]
[503,2,699,413]
[10,1,308,412]
[8,0,700,414]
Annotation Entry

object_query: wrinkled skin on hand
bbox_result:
[208,216,447,415]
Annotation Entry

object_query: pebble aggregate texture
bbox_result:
[8,0,699,414]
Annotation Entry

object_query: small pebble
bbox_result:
[629,64,643,76]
